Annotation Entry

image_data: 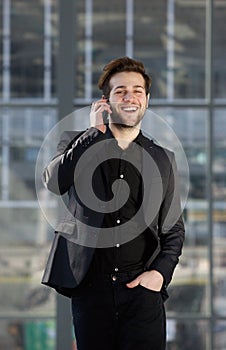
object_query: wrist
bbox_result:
[95,124,106,133]
[149,270,164,284]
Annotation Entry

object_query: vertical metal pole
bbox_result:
[2,0,11,201]
[44,0,52,102]
[205,0,214,349]
[166,0,175,101]
[2,112,10,201]
[56,0,75,349]
[2,0,10,102]
[85,0,93,101]
[126,0,134,58]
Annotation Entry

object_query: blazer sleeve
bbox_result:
[42,127,106,195]
[149,152,185,288]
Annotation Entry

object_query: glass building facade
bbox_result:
[0,0,226,349]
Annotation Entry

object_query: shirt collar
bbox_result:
[106,125,146,148]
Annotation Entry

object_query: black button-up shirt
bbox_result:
[89,128,157,274]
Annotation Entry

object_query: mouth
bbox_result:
[121,106,139,112]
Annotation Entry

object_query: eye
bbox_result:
[135,89,143,94]
[115,90,124,95]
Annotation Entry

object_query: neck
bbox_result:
[109,122,141,149]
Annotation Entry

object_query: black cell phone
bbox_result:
[102,110,109,124]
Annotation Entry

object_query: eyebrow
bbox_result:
[114,85,145,90]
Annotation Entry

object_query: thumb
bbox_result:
[126,277,141,289]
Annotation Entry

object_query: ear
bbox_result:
[146,93,150,108]
[102,94,109,102]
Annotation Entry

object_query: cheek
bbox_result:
[141,97,148,107]
[109,95,120,103]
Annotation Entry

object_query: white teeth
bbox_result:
[122,107,137,111]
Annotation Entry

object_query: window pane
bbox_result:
[0,107,56,201]
[150,108,208,199]
[51,1,58,98]
[213,109,226,317]
[75,0,126,100]
[0,206,53,245]
[166,319,209,350]
[174,1,205,99]
[214,321,226,350]
[0,107,57,316]
[214,2,226,99]
[213,109,226,201]
[0,1,3,97]
[0,220,55,316]
[147,108,210,315]
[134,1,205,99]
[11,0,44,97]
[0,319,55,349]
[134,1,167,99]
[74,0,88,99]
[92,0,126,98]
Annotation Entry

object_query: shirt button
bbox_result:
[116,219,121,224]
[120,174,124,179]
[114,267,119,272]
[116,243,120,248]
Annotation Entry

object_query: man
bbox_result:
[42,57,185,350]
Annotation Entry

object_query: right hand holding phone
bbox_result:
[90,96,112,133]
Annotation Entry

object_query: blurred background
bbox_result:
[0,0,226,349]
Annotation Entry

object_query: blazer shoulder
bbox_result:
[57,130,84,153]
[152,141,174,158]
[60,130,84,143]
[142,134,174,159]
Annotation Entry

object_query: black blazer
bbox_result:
[41,127,185,298]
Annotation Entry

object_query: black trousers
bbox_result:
[71,269,166,350]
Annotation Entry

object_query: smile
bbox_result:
[121,106,138,112]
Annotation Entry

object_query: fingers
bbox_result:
[91,97,112,116]
[90,97,112,132]
[126,276,141,289]
[126,271,164,291]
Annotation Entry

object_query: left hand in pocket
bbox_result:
[126,270,164,292]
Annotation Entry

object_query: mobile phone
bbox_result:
[102,110,109,124]
[102,95,110,124]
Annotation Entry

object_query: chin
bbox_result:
[118,122,140,129]
[110,113,142,128]
[121,123,135,128]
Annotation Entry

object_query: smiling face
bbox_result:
[108,71,149,128]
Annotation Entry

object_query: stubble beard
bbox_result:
[110,109,144,129]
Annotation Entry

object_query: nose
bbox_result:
[123,92,134,102]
